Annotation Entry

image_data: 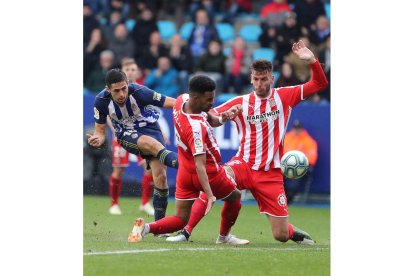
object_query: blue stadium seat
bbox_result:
[239,24,262,43]
[252,48,275,61]
[324,3,331,20]
[217,93,238,102]
[179,22,195,41]
[157,20,177,40]
[223,47,232,57]
[216,23,235,42]
[126,19,136,32]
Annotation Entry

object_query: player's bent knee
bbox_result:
[273,232,290,242]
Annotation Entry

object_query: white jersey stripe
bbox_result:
[129,96,142,117]
[253,96,263,170]
[264,95,275,171]
[272,91,285,168]
[300,85,304,100]
[241,96,251,162]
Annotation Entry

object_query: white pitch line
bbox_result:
[84,247,329,256]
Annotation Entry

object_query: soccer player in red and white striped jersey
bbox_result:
[128,75,249,244]
[167,40,328,244]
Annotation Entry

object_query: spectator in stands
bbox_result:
[259,24,278,50]
[101,10,123,42]
[85,50,115,93]
[260,0,292,28]
[145,56,179,97]
[131,7,158,60]
[188,8,220,63]
[120,57,147,85]
[283,120,318,203]
[137,30,169,73]
[194,39,226,93]
[276,11,302,66]
[84,28,108,83]
[222,0,253,24]
[83,2,100,51]
[309,15,330,47]
[315,35,330,102]
[275,62,299,88]
[293,0,326,34]
[108,23,135,66]
[284,36,316,82]
[189,0,216,23]
[103,0,130,20]
[169,34,193,93]
[224,37,252,94]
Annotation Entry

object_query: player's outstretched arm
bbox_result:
[87,123,106,148]
[163,97,176,109]
[194,154,216,215]
[207,104,242,127]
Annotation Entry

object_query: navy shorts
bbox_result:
[116,122,166,160]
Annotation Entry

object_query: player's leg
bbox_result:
[128,200,193,243]
[137,135,178,169]
[148,158,169,221]
[138,158,155,215]
[167,159,251,243]
[250,169,315,244]
[109,139,129,215]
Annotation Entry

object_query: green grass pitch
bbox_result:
[84,195,330,275]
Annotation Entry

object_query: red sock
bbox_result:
[141,174,154,205]
[148,216,184,235]
[109,175,122,206]
[184,193,208,234]
[288,223,294,239]
[219,199,241,236]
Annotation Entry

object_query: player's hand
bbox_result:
[220,104,242,123]
[204,195,216,215]
[292,40,316,64]
[86,133,104,148]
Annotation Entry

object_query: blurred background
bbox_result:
[83,0,331,205]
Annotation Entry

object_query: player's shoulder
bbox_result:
[128,83,146,95]
[174,93,189,109]
[94,89,111,106]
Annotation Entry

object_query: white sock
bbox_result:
[144,224,150,235]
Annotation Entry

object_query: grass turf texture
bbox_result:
[84,195,330,275]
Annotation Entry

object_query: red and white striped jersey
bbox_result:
[173,94,222,174]
[212,60,328,171]
[212,87,302,171]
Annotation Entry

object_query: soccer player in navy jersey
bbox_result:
[87,69,177,221]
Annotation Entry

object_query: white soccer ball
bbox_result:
[281,150,309,179]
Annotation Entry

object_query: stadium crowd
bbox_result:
[83,0,330,103]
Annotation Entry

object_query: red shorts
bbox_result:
[175,167,236,200]
[225,157,288,217]
[112,138,129,167]
[112,138,143,167]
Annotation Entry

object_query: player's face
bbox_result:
[197,91,215,112]
[108,81,128,105]
[122,64,139,84]
[251,70,274,98]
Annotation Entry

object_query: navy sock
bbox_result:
[153,187,169,221]
[156,148,179,169]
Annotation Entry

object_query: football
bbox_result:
[281,150,309,179]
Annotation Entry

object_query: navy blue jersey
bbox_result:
[93,83,166,133]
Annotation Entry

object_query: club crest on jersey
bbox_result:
[269,98,276,107]
[94,107,99,120]
[277,194,287,207]
[153,92,161,101]
[131,103,138,112]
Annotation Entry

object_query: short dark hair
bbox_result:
[105,69,128,87]
[251,59,273,73]
[189,75,216,94]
